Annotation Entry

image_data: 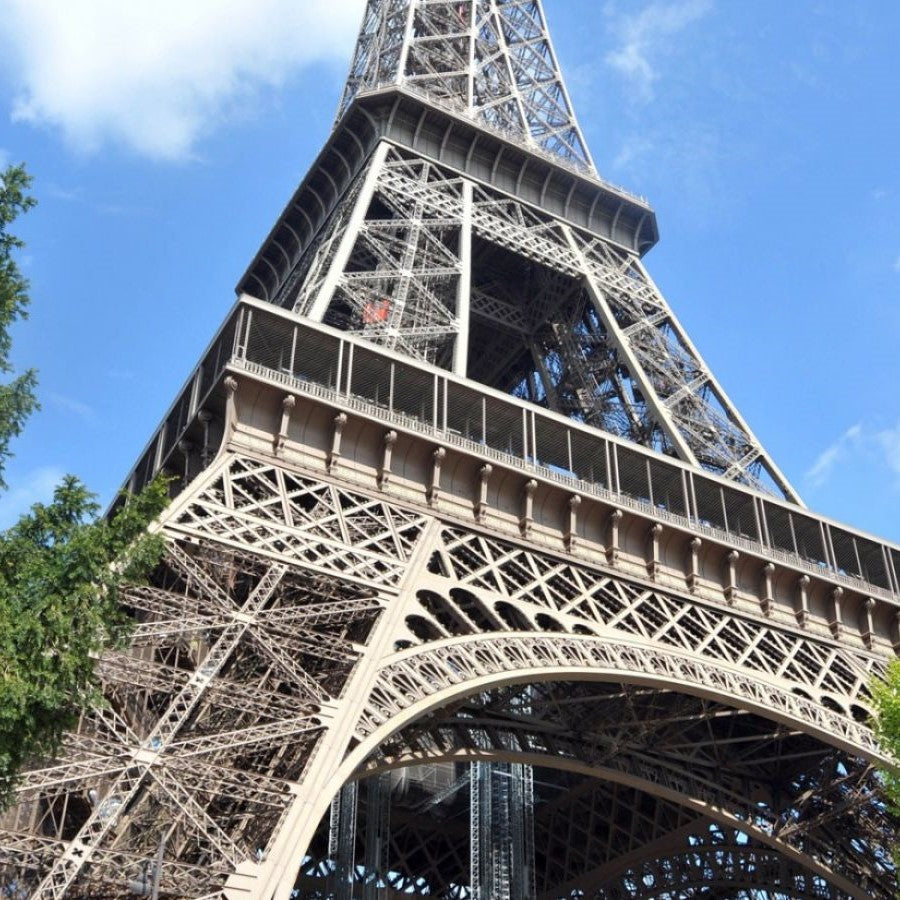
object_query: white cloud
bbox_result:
[876,423,900,479]
[807,422,900,490]
[0,0,366,160]
[805,423,862,488]
[892,254,900,273]
[47,392,95,421]
[0,465,66,529]
[604,0,712,102]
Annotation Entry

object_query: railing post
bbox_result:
[345,343,354,398]
[289,326,298,374]
[433,373,440,430]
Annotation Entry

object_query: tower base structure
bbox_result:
[0,303,895,898]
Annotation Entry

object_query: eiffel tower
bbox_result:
[1,2,896,898]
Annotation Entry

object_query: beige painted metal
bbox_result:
[2,1,895,896]
[2,382,891,895]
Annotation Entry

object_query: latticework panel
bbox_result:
[363,680,892,896]
[0,465,406,898]
[286,141,796,498]
[338,0,593,170]
[1,454,892,898]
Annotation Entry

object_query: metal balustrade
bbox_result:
[123,296,900,604]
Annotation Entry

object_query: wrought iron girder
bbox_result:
[5,463,893,898]
[339,1,593,170]
[432,525,876,707]
[97,651,192,695]
[124,583,226,621]
[168,714,323,759]
[12,753,131,801]
[255,595,385,630]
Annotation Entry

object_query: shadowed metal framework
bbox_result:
[0,1,896,898]
[337,0,593,169]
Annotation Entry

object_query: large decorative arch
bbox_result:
[355,633,883,759]
[4,461,894,899]
[310,647,886,898]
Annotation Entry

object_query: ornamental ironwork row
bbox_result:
[1,2,896,898]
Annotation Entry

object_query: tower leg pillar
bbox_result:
[470,761,535,900]
[227,519,442,900]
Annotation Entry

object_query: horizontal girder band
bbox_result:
[122,297,900,614]
[237,93,657,305]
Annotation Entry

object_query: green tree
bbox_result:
[871,662,900,887]
[0,163,39,487]
[0,476,168,807]
[873,661,900,807]
[0,163,168,806]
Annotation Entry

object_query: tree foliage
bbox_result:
[0,163,169,805]
[0,476,169,806]
[0,163,39,490]
[872,661,900,808]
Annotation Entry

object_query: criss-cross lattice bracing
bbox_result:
[3,1,896,897]
[285,144,797,498]
[338,0,593,171]
[360,676,890,895]
[1,454,892,898]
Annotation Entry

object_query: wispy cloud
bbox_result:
[876,423,900,480]
[46,392,95,421]
[892,254,900,273]
[0,465,66,529]
[807,422,900,490]
[604,0,713,102]
[44,182,83,202]
[0,0,365,161]
[806,424,863,488]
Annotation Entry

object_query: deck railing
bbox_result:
[124,298,900,603]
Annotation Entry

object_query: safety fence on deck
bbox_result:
[125,299,900,603]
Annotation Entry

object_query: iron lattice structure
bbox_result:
[1,1,897,898]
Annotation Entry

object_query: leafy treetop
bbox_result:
[0,164,38,490]
[872,662,900,807]
[0,164,169,807]
[0,475,169,806]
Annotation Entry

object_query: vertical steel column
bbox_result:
[307,142,392,323]
[469,759,535,900]
[469,761,485,900]
[362,774,391,900]
[453,180,474,377]
[329,781,359,900]
[510,763,535,900]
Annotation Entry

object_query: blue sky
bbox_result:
[0,0,898,543]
